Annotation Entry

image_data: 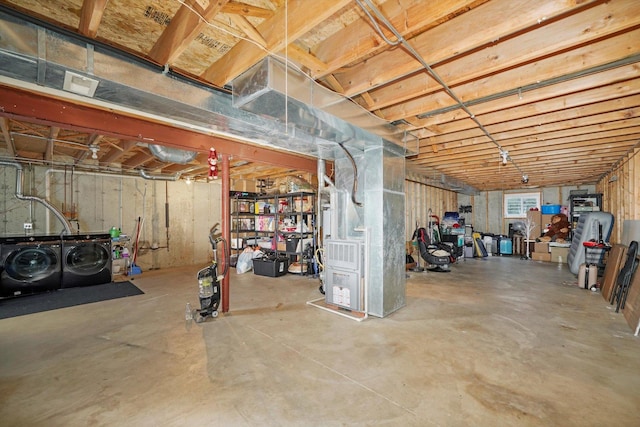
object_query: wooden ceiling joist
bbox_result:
[2,0,639,191]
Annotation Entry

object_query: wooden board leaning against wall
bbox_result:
[405,179,458,242]
[599,147,640,244]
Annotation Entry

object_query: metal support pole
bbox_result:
[220,154,231,313]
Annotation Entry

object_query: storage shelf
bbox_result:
[230,191,317,276]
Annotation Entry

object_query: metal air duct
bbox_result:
[0,9,476,194]
[0,161,73,234]
[148,144,198,164]
[232,57,415,157]
[138,169,181,181]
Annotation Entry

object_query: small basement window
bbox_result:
[504,192,540,218]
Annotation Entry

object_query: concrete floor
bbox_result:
[0,256,639,426]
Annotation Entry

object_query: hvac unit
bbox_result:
[324,239,364,312]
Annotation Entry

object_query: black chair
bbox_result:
[412,227,453,273]
[611,241,639,313]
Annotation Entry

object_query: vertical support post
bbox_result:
[220,154,231,313]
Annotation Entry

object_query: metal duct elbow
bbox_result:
[148,144,198,164]
[0,161,73,234]
[317,159,336,191]
[138,169,182,181]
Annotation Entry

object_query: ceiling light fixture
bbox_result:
[500,150,509,165]
[521,174,529,184]
[88,144,99,159]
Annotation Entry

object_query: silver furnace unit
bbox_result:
[324,239,364,311]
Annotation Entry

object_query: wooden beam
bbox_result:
[201,0,352,86]
[382,28,640,122]
[148,0,230,66]
[412,66,640,133]
[123,151,155,169]
[78,0,109,38]
[222,1,274,19]
[228,14,267,47]
[414,76,640,138]
[414,132,640,166]
[423,99,640,146]
[312,0,489,79]
[45,126,59,161]
[284,44,328,75]
[87,133,104,145]
[362,0,639,111]
[335,0,602,97]
[101,140,137,164]
[0,117,16,156]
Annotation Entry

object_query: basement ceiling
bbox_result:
[0,0,639,191]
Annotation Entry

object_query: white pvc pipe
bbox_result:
[306,297,367,322]
[354,226,369,322]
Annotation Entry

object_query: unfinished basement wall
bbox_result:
[598,147,640,244]
[0,165,221,269]
[404,179,458,240]
[457,184,596,236]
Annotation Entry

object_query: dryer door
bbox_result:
[5,247,60,281]
[65,243,110,275]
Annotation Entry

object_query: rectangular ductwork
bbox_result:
[232,57,416,157]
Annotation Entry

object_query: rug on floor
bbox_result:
[0,281,144,319]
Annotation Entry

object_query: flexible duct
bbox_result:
[138,169,181,181]
[0,161,73,234]
[148,144,198,164]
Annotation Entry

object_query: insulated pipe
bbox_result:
[0,161,73,234]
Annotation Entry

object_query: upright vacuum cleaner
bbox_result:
[190,224,228,323]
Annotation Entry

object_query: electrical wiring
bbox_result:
[355,0,528,179]
[171,0,307,77]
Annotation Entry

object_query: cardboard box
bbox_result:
[534,242,549,253]
[524,239,536,255]
[253,257,289,277]
[542,214,555,230]
[526,210,542,238]
[532,252,552,262]
[550,246,570,263]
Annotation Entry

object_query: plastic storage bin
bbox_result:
[499,238,513,255]
[541,204,561,214]
[253,256,289,277]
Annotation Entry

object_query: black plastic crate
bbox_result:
[253,256,289,277]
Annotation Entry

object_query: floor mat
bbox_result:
[0,281,144,319]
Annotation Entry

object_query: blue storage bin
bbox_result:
[541,204,561,214]
[499,238,512,255]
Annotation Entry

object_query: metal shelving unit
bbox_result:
[230,191,258,266]
[230,191,316,275]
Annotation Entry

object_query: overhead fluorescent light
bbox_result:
[63,71,99,97]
